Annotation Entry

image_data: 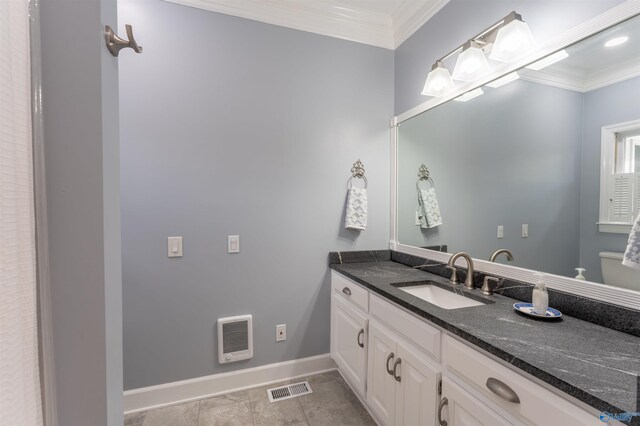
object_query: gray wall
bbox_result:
[40,0,123,424]
[578,77,640,283]
[397,80,583,277]
[118,0,393,390]
[394,0,626,115]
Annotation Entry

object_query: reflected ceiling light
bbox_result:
[452,41,490,81]
[421,11,536,97]
[454,88,484,102]
[489,12,537,62]
[422,60,455,97]
[525,49,569,71]
[486,72,520,88]
[605,36,629,47]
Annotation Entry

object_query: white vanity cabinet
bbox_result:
[442,335,604,426]
[329,270,608,426]
[367,319,441,426]
[440,377,513,426]
[330,271,369,397]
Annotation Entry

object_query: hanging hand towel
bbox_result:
[622,211,640,270]
[417,188,442,229]
[345,187,367,230]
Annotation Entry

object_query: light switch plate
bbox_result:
[228,235,240,253]
[168,237,183,257]
[497,225,504,239]
[522,224,529,238]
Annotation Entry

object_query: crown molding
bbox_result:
[392,0,450,48]
[519,57,640,93]
[161,0,449,50]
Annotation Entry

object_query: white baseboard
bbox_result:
[124,354,336,414]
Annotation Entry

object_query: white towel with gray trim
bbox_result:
[345,187,367,230]
[622,211,640,270]
[417,188,442,229]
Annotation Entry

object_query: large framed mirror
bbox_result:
[391,2,640,309]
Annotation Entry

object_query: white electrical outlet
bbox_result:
[522,224,529,238]
[276,324,286,342]
[497,225,504,239]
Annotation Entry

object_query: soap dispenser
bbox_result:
[532,273,549,315]
[575,268,586,280]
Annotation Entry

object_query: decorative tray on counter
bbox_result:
[513,303,562,319]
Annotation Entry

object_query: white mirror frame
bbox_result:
[390,0,640,311]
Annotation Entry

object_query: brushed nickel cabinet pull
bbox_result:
[357,329,364,348]
[385,352,395,375]
[486,377,520,404]
[392,358,402,382]
[342,287,352,296]
[438,397,448,426]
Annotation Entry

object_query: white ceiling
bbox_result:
[161,0,450,49]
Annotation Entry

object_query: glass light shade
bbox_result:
[489,20,537,62]
[452,45,490,82]
[422,63,455,96]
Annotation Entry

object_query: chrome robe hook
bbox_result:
[105,24,143,57]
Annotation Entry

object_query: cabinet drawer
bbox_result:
[370,294,440,362]
[332,271,369,313]
[443,335,601,426]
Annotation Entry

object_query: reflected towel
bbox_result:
[417,188,442,229]
[345,187,367,230]
[622,211,640,270]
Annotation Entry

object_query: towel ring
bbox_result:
[417,164,434,190]
[348,175,368,189]
[348,159,368,189]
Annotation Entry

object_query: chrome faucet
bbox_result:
[490,249,514,262]
[446,252,475,289]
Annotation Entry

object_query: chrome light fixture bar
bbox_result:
[422,11,537,97]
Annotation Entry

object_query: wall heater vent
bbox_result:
[217,315,253,364]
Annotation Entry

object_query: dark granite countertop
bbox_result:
[329,257,640,423]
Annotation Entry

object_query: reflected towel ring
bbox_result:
[417,164,434,190]
[348,159,368,189]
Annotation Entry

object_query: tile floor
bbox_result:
[124,370,376,426]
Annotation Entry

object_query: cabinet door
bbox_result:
[366,320,397,425]
[332,294,368,397]
[441,378,512,426]
[394,340,440,426]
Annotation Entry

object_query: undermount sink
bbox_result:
[397,282,486,310]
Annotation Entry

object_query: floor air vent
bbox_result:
[267,381,312,402]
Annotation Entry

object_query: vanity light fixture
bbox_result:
[489,12,537,62]
[486,72,520,88]
[422,60,455,96]
[525,49,569,71]
[452,41,491,81]
[454,88,484,102]
[422,11,537,97]
[604,36,629,47]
